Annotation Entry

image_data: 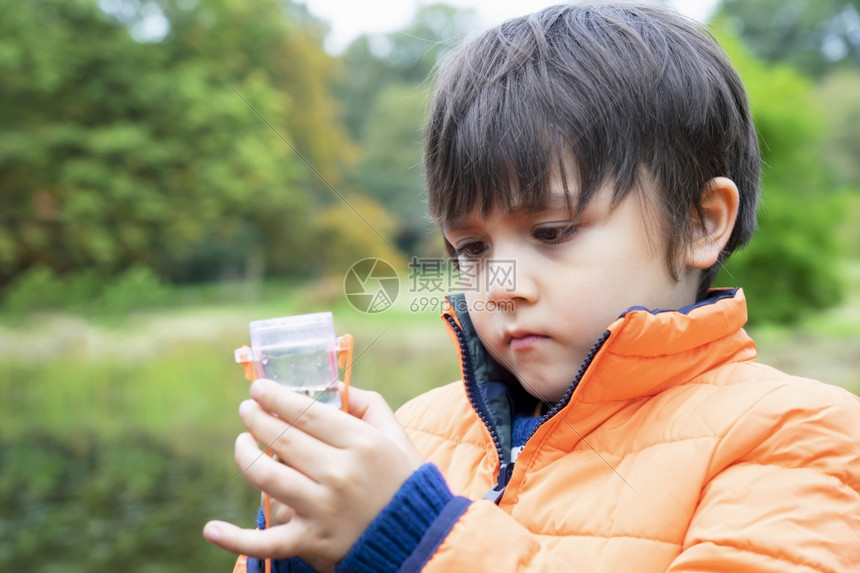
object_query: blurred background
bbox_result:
[1,0,858,569]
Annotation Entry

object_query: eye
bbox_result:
[454,241,487,259]
[533,223,578,244]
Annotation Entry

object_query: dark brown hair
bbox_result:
[424,3,761,296]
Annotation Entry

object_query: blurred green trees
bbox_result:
[0,0,395,296]
[718,0,860,77]
[710,12,858,323]
[1,0,857,324]
[816,68,860,188]
[338,4,478,251]
[718,0,860,190]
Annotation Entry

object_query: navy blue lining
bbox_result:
[443,313,506,463]
[623,287,738,317]
[397,496,471,572]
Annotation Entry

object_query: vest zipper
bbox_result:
[443,314,509,501]
[524,330,612,444]
[444,315,612,504]
[482,461,514,503]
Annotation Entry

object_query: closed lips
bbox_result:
[508,333,549,350]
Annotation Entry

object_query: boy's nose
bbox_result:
[485,255,537,303]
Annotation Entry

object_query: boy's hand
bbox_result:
[203,380,424,569]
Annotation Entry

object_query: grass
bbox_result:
[0,275,460,447]
[748,260,860,395]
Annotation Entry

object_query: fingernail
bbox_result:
[204,523,221,542]
[250,379,263,399]
[239,400,253,416]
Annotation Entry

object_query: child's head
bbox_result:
[425,2,761,298]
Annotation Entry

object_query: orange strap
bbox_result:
[336,334,354,413]
[234,345,259,382]
[264,479,272,573]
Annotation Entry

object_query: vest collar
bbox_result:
[442,288,757,415]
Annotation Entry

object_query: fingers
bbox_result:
[259,492,296,527]
[203,519,308,561]
[239,398,334,476]
[343,385,395,426]
[221,381,425,567]
[269,497,295,527]
[250,379,359,449]
[233,432,321,517]
[248,380,424,473]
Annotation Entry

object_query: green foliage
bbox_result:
[350,83,430,230]
[712,27,846,323]
[1,265,171,318]
[313,194,407,276]
[336,4,477,254]
[0,0,364,293]
[101,265,171,313]
[0,266,68,313]
[337,3,477,140]
[816,69,860,186]
[714,31,826,186]
[0,434,255,571]
[720,195,845,323]
[837,192,860,257]
[717,0,860,77]
[714,0,860,199]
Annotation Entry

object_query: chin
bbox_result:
[521,383,567,405]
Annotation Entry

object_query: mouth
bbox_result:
[506,330,550,351]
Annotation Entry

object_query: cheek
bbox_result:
[464,290,494,335]
[550,269,632,329]
[565,296,620,336]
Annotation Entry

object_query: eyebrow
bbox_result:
[444,195,576,233]
[442,217,482,235]
[530,194,575,213]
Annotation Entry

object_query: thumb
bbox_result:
[341,383,397,429]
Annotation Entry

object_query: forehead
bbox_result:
[439,153,586,223]
[442,187,576,232]
[441,173,666,238]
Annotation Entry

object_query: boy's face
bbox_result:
[443,178,700,404]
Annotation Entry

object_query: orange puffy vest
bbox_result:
[396,289,860,571]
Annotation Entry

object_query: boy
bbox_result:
[205,3,860,571]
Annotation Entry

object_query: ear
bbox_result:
[686,177,740,269]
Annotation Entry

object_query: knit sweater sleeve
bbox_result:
[337,462,469,572]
